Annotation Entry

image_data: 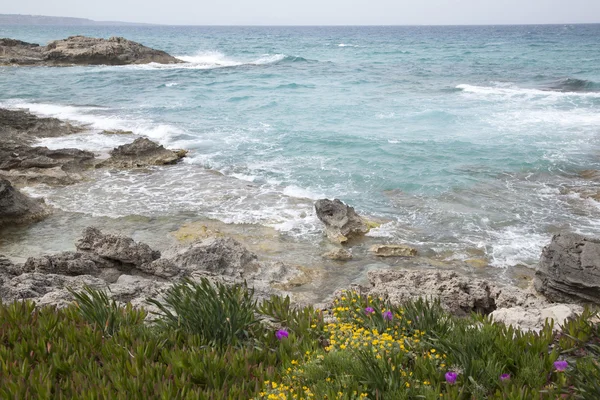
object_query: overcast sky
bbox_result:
[3,0,600,25]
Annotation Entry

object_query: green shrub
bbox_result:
[147,278,261,348]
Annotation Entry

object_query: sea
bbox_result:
[1,24,599,298]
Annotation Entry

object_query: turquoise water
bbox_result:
[2,25,600,268]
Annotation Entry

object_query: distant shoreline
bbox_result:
[0,14,598,27]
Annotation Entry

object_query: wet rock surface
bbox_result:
[369,244,418,257]
[315,198,370,243]
[0,36,182,66]
[535,232,600,305]
[99,138,186,168]
[0,178,50,227]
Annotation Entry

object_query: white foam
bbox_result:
[457,84,600,98]
[114,51,289,71]
[338,43,358,47]
[165,82,179,87]
[2,101,185,147]
[282,185,325,200]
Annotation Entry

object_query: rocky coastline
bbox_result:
[0,36,182,66]
[1,105,599,333]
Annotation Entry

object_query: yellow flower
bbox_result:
[405,382,410,388]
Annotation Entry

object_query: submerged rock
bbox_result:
[99,138,186,168]
[314,199,370,243]
[0,36,182,66]
[321,248,353,261]
[369,244,417,257]
[534,233,600,305]
[0,179,50,227]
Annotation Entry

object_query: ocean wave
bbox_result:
[456,83,600,98]
[542,78,600,93]
[338,43,359,47]
[0,100,185,149]
[118,51,307,71]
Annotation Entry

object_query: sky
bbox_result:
[3,0,600,25]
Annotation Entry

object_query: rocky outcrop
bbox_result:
[364,269,546,316]
[0,36,182,66]
[99,138,186,169]
[315,199,371,243]
[490,304,583,332]
[0,108,83,145]
[0,227,314,308]
[0,179,49,227]
[534,233,600,305]
[0,145,96,186]
[369,244,417,257]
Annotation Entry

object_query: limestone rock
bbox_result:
[0,178,50,226]
[76,227,161,266]
[1,36,182,66]
[99,138,186,169]
[534,233,600,305]
[369,244,417,257]
[491,304,583,332]
[366,269,546,316]
[23,252,98,276]
[321,248,353,261]
[314,198,370,243]
[172,236,260,277]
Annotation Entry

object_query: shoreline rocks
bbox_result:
[1,36,182,66]
[0,179,50,227]
[0,108,187,187]
[534,232,600,305]
[0,227,315,308]
[369,244,417,257]
[315,198,371,243]
[99,138,187,169]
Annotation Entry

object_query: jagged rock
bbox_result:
[76,227,160,266]
[365,269,546,316]
[490,304,583,332]
[314,199,370,243]
[0,178,50,226]
[369,244,417,257]
[0,108,83,145]
[0,36,182,66]
[321,248,353,261]
[0,227,313,308]
[0,272,106,306]
[171,236,261,277]
[99,138,186,168]
[23,252,98,276]
[534,233,600,305]
[137,258,181,279]
[0,145,96,186]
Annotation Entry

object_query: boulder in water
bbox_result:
[99,138,186,169]
[0,178,50,227]
[369,244,417,257]
[314,199,370,243]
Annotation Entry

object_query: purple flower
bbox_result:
[445,372,458,385]
[554,360,568,372]
[275,329,289,340]
[500,374,510,382]
[365,307,375,314]
[383,311,393,321]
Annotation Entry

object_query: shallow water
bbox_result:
[1,25,600,296]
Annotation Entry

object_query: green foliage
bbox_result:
[68,285,147,336]
[1,284,599,399]
[147,278,260,348]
